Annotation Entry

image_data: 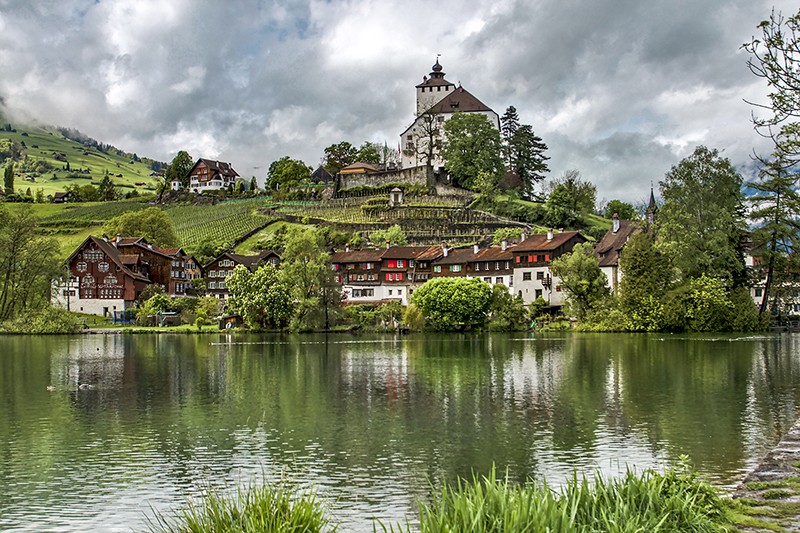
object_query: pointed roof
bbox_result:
[595,220,640,267]
[648,186,657,211]
[68,235,150,282]
[426,86,494,115]
[191,158,239,178]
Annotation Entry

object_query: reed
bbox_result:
[381,463,732,532]
[150,481,335,533]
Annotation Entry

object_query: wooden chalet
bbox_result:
[595,215,639,293]
[53,235,150,316]
[188,158,239,193]
[113,236,201,296]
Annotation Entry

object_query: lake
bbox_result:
[1,332,799,531]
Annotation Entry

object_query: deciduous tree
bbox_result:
[545,170,597,228]
[442,112,504,190]
[656,146,746,284]
[550,242,609,320]
[103,207,179,247]
[603,199,637,221]
[227,264,293,329]
[3,164,14,195]
[322,142,358,174]
[267,156,312,192]
[410,277,492,331]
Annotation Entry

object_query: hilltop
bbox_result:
[0,121,163,197]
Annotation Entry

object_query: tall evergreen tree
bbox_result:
[500,106,549,200]
[3,164,13,195]
[748,154,800,314]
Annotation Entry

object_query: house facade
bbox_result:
[595,216,639,293]
[52,236,150,316]
[511,230,588,306]
[188,159,239,193]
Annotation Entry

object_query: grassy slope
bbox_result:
[235,220,306,254]
[0,124,161,196]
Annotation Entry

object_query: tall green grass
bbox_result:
[381,463,732,532]
[150,481,336,533]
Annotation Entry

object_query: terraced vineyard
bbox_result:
[166,199,274,246]
[38,199,149,231]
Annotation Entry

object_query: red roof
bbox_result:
[330,249,385,263]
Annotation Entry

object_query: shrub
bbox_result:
[0,306,83,334]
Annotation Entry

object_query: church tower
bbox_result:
[415,59,455,116]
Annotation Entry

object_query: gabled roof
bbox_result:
[68,236,150,283]
[191,158,239,178]
[311,166,334,182]
[330,249,386,263]
[595,220,640,267]
[381,246,433,260]
[426,86,494,115]
[473,245,515,262]
[513,231,587,253]
[434,247,477,265]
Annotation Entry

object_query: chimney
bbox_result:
[115,234,121,244]
[102,234,108,242]
[345,245,350,253]
[547,228,553,241]
[520,233,526,242]
[148,244,153,250]
[501,240,508,251]
[442,244,449,257]
[612,213,620,233]
[473,243,480,255]
[385,239,390,249]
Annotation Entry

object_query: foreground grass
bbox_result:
[150,482,333,533]
[153,464,737,533]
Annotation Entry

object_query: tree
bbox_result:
[97,174,118,201]
[280,227,342,330]
[487,284,529,331]
[544,170,597,228]
[743,9,800,164]
[441,112,504,190]
[550,242,609,320]
[408,111,443,173]
[411,277,492,331]
[165,151,194,189]
[501,107,550,200]
[226,263,293,329]
[267,156,311,192]
[322,142,358,174]
[0,206,61,321]
[103,207,179,246]
[656,146,746,284]
[3,164,13,195]
[748,155,800,314]
[616,232,672,331]
[603,199,637,221]
[249,176,258,193]
[369,224,408,246]
[356,142,383,166]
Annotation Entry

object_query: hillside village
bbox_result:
[0,60,794,332]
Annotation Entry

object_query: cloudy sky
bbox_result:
[0,0,794,203]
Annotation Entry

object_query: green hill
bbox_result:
[0,122,163,197]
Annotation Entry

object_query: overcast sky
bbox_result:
[0,0,795,203]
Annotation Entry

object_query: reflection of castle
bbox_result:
[399,59,500,174]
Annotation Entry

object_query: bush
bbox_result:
[0,306,83,334]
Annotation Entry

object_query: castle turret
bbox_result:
[415,58,455,116]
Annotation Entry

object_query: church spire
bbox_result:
[646,183,657,226]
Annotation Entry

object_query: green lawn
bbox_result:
[1,124,161,197]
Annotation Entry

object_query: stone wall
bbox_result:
[337,166,430,191]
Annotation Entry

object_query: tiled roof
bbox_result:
[381,246,432,259]
[514,231,586,252]
[426,86,494,115]
[195,158,239,178]
[434,247,478,265]
[340,162,380,173]
[595,220,640,267]
[473,245,515,262]
[330,249,386,263]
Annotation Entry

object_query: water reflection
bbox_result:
[0,333,799,531]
